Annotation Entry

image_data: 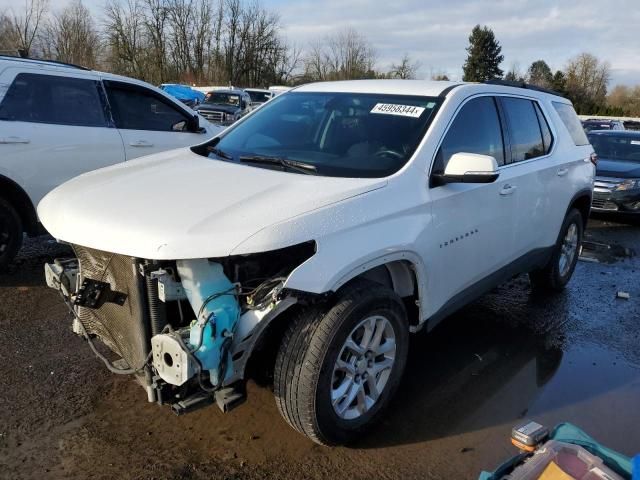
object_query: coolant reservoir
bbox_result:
[176,259,239,386]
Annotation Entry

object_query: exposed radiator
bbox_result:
[73,245,150,370]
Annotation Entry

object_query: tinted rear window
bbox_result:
[501,97,545,162]
[552,102,589,146]
[0,73,106,127]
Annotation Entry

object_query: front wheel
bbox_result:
[0,198,23,271]
[274,280,409,445]
[529,208,584,291]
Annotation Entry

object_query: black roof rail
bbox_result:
[484,79,564,98]
[0,54,91,71]
[438,83,463,97]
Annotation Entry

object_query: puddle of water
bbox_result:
[358,267,640,454]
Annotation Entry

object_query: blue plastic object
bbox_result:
[479,423,634,479]
[177,260,239,386]
[160,83,205,104]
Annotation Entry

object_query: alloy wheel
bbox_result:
[559,222,579,277]
[331,315,397,420]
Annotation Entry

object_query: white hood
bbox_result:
[38,148,386,259]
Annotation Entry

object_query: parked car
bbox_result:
[268,85,292,96]
[582,119,625,132]
[160,83,205,108]
[588,130,640,215]
[40,80,594,446]
[194,89,252,125]
[0,55,221,269]
[244,88,274,107]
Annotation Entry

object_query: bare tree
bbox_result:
[41,0,101,68]
[0,13,15,54]
[5,0,49,57]
[564,52,610,113]
[389,53,420,79]
[607,85,640,117]
[104,0,147,79]
[504,62,525,82]
[142,0,169,83]
[304,27,376,81]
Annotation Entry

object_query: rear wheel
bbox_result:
[0,198,23,271]
[529,208,583,291]
[274,280,409,445]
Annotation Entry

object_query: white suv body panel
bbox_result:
[0,58,221,219]
[38,80,595,329]
[0,65,126,208]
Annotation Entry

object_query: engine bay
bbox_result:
[45,241,316,414]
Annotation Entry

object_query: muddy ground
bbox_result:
[1,218,639,480]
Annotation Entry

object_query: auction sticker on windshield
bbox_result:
[371,103,426,118]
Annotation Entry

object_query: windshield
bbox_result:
[247,90,271,103]
[201,91,441,178]
[205,92,241,106]
[588,134,640,163]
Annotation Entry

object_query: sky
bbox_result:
[2,0,639,86]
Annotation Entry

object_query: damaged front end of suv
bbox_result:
[46,240,316,413]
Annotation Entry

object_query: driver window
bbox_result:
[432,96,505,175]
[105,83,189,132]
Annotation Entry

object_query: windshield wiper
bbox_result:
[207,146,233,160]
[239,155,318,175]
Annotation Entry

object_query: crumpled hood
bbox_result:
[38,148,386,259]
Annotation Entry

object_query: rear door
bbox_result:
[497,96,557,257]
[425,95,520,316]
[103,80,209,160]
[0,70,125,207]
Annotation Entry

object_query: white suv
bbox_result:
[40,80,594,445]
[0,56,221,268]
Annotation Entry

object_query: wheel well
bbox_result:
[245,261,421,384]
[0,176,38,235]
[570,194,591,229]
[345,260,420,327]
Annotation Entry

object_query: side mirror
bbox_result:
[241,100,247,109]
[188,114,200,132]
[434,152,499,185]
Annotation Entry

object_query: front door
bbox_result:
[422,95,519,318]
[103,80,209,160]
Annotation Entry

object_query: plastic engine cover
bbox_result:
[176,259,239,386]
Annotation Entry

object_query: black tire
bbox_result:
[274,279,409,446]
[0,198,23,271]
[529,208,583,292]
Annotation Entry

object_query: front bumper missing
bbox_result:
[45,247,299,415]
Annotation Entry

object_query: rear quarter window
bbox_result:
[552,102,589,146]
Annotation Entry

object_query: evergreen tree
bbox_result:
[552,70,567,95]
[527,60,553,89]
[462,25,504,82]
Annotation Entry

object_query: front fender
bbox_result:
[284,200,431,298]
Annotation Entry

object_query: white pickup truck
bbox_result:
[40,79,594,445]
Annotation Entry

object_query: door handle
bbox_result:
[557,168,569,177]
[129,140,154,147]
[499,184,517,196]
[0,136,30,144]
